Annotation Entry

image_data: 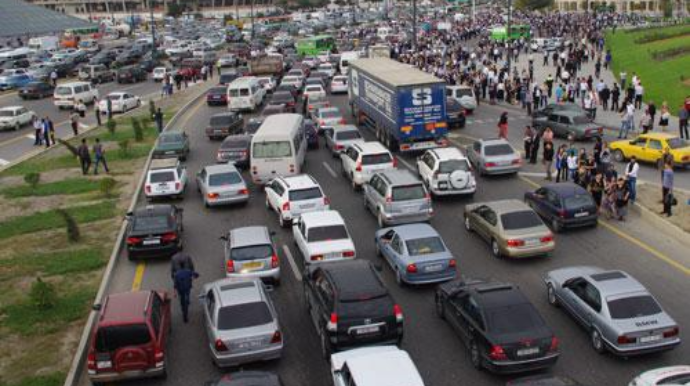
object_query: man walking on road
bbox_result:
[625,156,639,205]
[94,102,102,126]
[32,117,42,146]
[50,70,58,87]
[70,111,80,136]
[93,138,109,175]
[77,139,91,175]
[171,251,195,279]
[154,108,164,134]
[173,264,198,323]
[679,105,689,139]
[43,117,51,148]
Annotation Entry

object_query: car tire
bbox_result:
[13,124,19,131]
[464,216,473,232]
[351,173,358,191]
[435,294,445,319]
[551,218,562,233]
[320,327,332,359]
[395,268,405,286]
[377,210,386,228]
[469,340,482,369]
[613,149,625,162]
[591,329,606,354]
[491,239,501,258]
[547,284,559,307]
[279,212,287,228]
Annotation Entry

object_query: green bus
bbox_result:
[296,35,335,56]
[490,25,531,41]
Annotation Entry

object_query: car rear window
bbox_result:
[484,144,515,156]
[501,210,543,230]
[336,131,361,141]
[486,303,545,335]
[289,187,322,201]
[608,295,662,319]
[217,302,273,330]
[132,215,170,232]
[95,324,151,352]
[209,172,242,187]
[392,185,426,201]
[572,116,591,125]
[405,236,445,256]
[210,115,234,126]
[307,225,348,242]
[252,141,292,158]
[230,244,273,261]
[150,171,175,183]
[221,138,249,149]
[362,153,392,165]
[339,292,391,319]
[667,138,688,149]
[439,159,470,173]
[564,194,594,210]
[159,134,183,144]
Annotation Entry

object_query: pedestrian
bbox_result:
[48,117,55,145]
[567,150,578,181]
[33,117,43,146]
[94,101,102,126]
[208,64,213,80]
[640,109,652,134]
[216,60,221,76]
[106,98,113,120]
[599,141,612,173]
[555,145,567,183]
[171,251,196,279]
[619,101,634,139]
[661,161,674,217]
[50,70,58,87]
[70,111,80,136]
[611,83,620,112]
[658,102,670,132]
[614,177,630,221]
[75,100,86,118]
[634,82,644,109]
[542,127,554,144]
[523,125,533,160]
[530,129,541,164]
[679,104,689,139]
[201,65,208,81]
[588,172,605,211]
[77,139,91,175]
[647,101,657,129]
[43,117,51,148]
[619,70,627,90]
[93,138,109,175]
[173,264,199,323]
[543,141,554,181]
[154,108,164,134]
[625,156,639,205]
[497,112,508,139]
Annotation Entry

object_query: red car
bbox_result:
[87,290,171,384]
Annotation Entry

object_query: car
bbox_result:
[317,62,336,78]
[218,54,238,68]
[610,133,690,168]
[125,204,184,259]
[87,290,171,384]
[265,174,330,227]
[221,226,280,283]
[244,117,264,135]
[304,84,327,100]
[305,77,327,89]
[330,346,425,386]
[261,104,288,117]
[267,91,297,113]
[507,375,589,386]
[628,366,690,386]
[206,112,244,140]
[314,107,345,130]
[275,83,299,100]
[446,97,467,129]
[324,124,364,156]
[205,371,283,386]
[467,138,522,176]
[17,81,54,99]
[152,67,173,82]
[435,278,560,373]
[153,131,190,160]
[116,66,147,83]
[293,210,356,265]
[532,111,603,141]
[364,169,433,227]
[98,92,141,114]
[464,199,555,258]
[524,183,598,232]
[375,223,456,285]
[78,64,114,84]
[446,84,477,112]
[199,278,283,367]
[196,164,249,207]
[280,75,303,91]
[417,147,476,196]
[219,71,240,85]
[329,75,348,94]
[544,266,680,356]
[206,86,229,106]
[304,119,319,149]
[307,100,331,120]
[0,73,32,90]
[341,142,396,190]
[144,158,188,200]
[257,76,276,93]
[216,134,251,168]
[0,106,37,131]
[303,259,404,358]
[532,102,587,119]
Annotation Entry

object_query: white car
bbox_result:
[99,92,141,114]
[331,346,425,386]
[417,147,476,196]
[281,76,303,90]
[304,84,327,100]
[446,85,477,112]
[340,142,396,190]
[0,106,37,131]
[265,174,330,227]
[218,54,238,68]
[314,107,344,129]
[152,67,172,82]
[257,76,276,93]
[196,163,249,207]
[330,75,348,94]
[629,366,690,386]
[144,158,188,200]
[317,63,335,78]
[302,56,319,68]
[293,210,355,265]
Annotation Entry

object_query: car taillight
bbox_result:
[175,182,181,190]
[207,192,219,199]
[145,184,151,194]
[270,254,279,268]
[355,162,362,172]
[406,263,418,273]
[335,144,343,150]
[282,202,290,211]
[558,209,566,218]
[449,259,457,268]
[319,120,325,126]
[339,118,346,124]
[161,232,177,242]
[327,313,338,331]
[215,339,228,352]
[385,195,392,203]
[511,159,522,165]
[506,239,525,247]
[238,188,249,195]
[226,259,235,273]
[425,193,431,202]
[541,234,554,243]
[154,346,164,367]
[394,304,403,323]
[489,345,508,360]
[126,236,142,245]
[663,327,679,338]
[87,352,96,370]
[343,250,355,258]
[485,162,496,167]
[270,330,282,344]
[324,196,330,205]
[311,254,323,261]
[549,336,559,352]
[617,335,635,344]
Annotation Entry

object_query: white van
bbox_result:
[250,114,306,185]
[377,27,392,40]
[53,81,99,109]
[227,77,266,112]
[339,51,360,75]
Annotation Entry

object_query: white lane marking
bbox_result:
[25,134,36,140]
[518,171,547,178]
[322,161,338,178]
[0,158,9,166]
[474,119,483,123]
[79,123,89,129]
[395,156,415,172]
[282,244,303,282]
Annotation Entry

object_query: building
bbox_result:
[553,0,664,12]
[0,0,95,38]
[24,0,273,16]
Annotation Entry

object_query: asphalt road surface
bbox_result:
[80,92,690,386]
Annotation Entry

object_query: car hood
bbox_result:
[306,239,355,254]
[546,265,603,285]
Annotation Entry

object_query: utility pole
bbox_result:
[412,0,417,50]
[250,0,255,39]
[472,0,475,22]
[149,0,157,61]
[506,0,512,71]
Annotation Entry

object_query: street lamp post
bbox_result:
[149,0,157,61]
[250,0,255,39]
[506,0,512,71]
[412,0,417,50]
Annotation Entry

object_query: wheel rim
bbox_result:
[465,217,471,231]
[552,219,559,230]
[548,285,556,305]
[592,330,603,351]
[396,269,402,284]
[492,240,500,257]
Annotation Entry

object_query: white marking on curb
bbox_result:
[282,244,303,282]
[396,156,415,172]
[0,158,9,166]
[518,172,547,178]
[25,134,35,140]
[322,161,338,178]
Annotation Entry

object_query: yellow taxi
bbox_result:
[610,133,690,168]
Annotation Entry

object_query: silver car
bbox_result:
[364,169,433,227]
[222,226,280,284]
[200,278,283,367]
[196,164,249,207]
[323,125,364,157]
[467,138,522,176]
[544,266,680,356]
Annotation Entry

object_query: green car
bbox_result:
[153,131,190,161]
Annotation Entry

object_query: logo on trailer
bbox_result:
[412,88,432,106]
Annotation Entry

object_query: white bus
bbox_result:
[250,114,306,185]
[339,51,360,75]
[227,76,265,112]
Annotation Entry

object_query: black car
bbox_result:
[532,102,587,120]
[524,183,598,233]
[267,91,297,113]
[446,97,466,129]
[117,66,147,83]
[114,51,141,66]
[0,59,31,71]
[207,86,228,106]
[205,371,283,386]
[89,51,117,67]
[244,117,264,135]
[275,84,299,99]
[125,204,183,260]
[506,375,588,386]
[303,260,403,358]
[435,279,559,374]
[205,112,243,140]
[216,134,251,168]
[304,119,319,149]
[219,71,239,86]
[18,81,54,99]
[262,104,288,117]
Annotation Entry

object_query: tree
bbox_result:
[167,2,184,17]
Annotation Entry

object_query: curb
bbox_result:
[630,202,689,242]
[62,84,209,386]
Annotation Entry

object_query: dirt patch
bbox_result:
[637,183,690,232]
[684,78,690,87]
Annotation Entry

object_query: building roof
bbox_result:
[0,0,96,38]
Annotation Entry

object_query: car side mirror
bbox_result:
[92,303,102,311]
[125,211,134,218]
[269,230,277,237]
[219,235,228,241]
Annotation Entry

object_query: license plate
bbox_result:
[438,181,448,189]
[525,238,540,246]
[165,151,175,155]
[498,161,511,166]
[401,206,418,213]
[96,360,112,369]
[355,326,379,335]
[575,212,589,218]
[640,334,662,343]
[300,203,316,209]
[425,264,444,272]
[237,340,263,349]
[241,261,264,271]
[143,238,160,245]
[214,129,223,134]
[517,347,540,356]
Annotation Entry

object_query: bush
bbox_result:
[30,277,57,310]
[57,209,81,242]
[118,139,130,158]
[140,116,152,135]
[132,117,144,142]
[99,177,117,198]
[149,100,156,117]
[24,172,41,188]
[106,119,117,136]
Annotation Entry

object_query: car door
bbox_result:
[626,137,647,160]
[560,278,595,328]
[364,174,381,210]
[341,147,355,174]
[203,289,217,345]
[548,114,563,136]
[542,189,562,222]
[124,94,135,110]
[528,187,548,216]
[197,168,207,197]
[265,180,282,211]
[294,218,309,260]
[150,292,168,355]
[455,294,482,346]
[384,232,404,271]
[645,138,664,163]
[417,152,434,184]
[17,108,30,125]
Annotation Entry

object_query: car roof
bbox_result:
[543,183,588,196]
[584,270,648,297]
[230,226,271,247]
[332,124,359,133]
[149,158,179,170]
[214,278,263,307]
[278,174,319,190]
[341,347,424,386]
[476,199,531,214]
[464,280,527,308]
[211,112,238,119]
[429,147,466,160]
[378,169,421,186]
[478,137,512,146]
[639,132,679,140]
[101,290,151,324]
[0,106,23,111]
[352,141,389,153]
[389,223,438,239]
[301,210,344,227]
[107,92,127,97]
[204,163,240,174]
[320,260,382,294]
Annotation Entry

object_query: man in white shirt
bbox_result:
[634,83,644,109]
[625,156,639,204]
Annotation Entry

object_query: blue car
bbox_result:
[0,74,32,90]
[375,223,457,286]
[523,183,598,233]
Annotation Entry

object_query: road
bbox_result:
[80,92,690,386]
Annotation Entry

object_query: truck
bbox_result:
[368,45,391,59]
[248,55,283,77]
[349,58,448,152]
[28,36,59,52]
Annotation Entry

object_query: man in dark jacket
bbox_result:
[173,266,198,323]
[77,139,91,175]
[171,251,195,279]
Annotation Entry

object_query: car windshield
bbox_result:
[501,210,543,230]
[217,302,273,330]
[320,110,340,119]
[230,244,273,261]
[132,215,170,231]
[572,116,591,125]
[667,137,689,149]
[307,225,348,242]
[95,324,151,352]
[392,185,426,201]
[0,111,14,117]
[564,194,593,210]
[210,87,225,94]
[221,138,249,149]
[289,187,322,201]
[406,236,445,256]
[159,134,183,144]
[608,295,662,319]
[210,115,234,126]
[271,93,293,103]
[456,88,473,98]
[252,141,292,158]
[486,304,544,335]
[439,159,470,173]
[336,131,361,141]
[150,171,175,183]
[208,172,242,186]
[484,144,514,156]
[55,86,72,96]
[362,153,392,165]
